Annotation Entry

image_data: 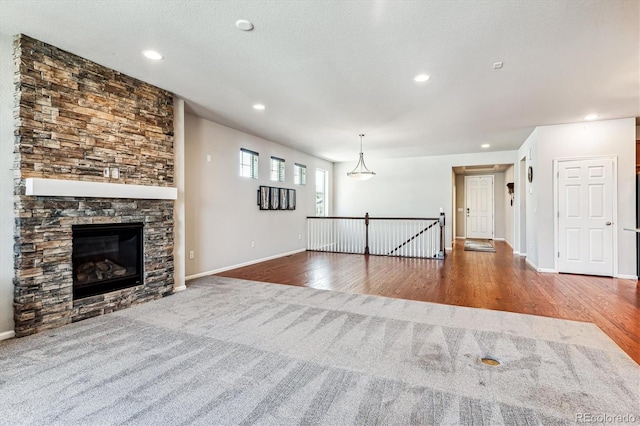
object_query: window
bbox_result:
[270,156,285,182]
[316,169,328,216]
[240,148,258,179]
[294,163,306,185]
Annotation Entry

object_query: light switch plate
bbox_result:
[111,167,119,179]
[103,167,109,177]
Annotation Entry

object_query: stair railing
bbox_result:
[307,212,445,259]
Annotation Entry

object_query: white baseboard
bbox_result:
[493,237,505,241]
[455,237,465,240]
[537,268,558,274]
[173,285,187,292]
[445,246,452,251]
[616,274,638,280]
[185,248,307,281]
[0,330,15,341]
[515,252,526,257]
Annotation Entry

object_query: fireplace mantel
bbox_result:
[25,178,178,200]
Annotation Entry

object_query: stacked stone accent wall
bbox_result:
[13,35,175,336]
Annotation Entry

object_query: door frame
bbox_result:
[464,174,495,239]
[553,155,618,276]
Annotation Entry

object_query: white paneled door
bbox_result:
[557,157,614,276]
[465,175,494,239]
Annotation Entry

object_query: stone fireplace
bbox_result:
[13,35,176,336]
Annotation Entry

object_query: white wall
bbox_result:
[516,118,636,276]
[0,32,14,338]
[334,151,518,248]
[184,114,333,277]
[173,97,186,291]
[455,174,464,237]
[504,165,515,247]
[517,130,538,266]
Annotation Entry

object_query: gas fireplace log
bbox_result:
[76,259,129,284]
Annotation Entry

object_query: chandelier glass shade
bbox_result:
[347,134,376,180]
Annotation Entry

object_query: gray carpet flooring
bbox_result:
[0,276,638,425]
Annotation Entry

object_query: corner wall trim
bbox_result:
[537,268,558,274]
[173,285,187,292]
[616,274,638,280]
[185,248,307,281]
[0,330,15,341]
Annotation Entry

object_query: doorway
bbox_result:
[555,156,616,277]
[465,175,494,239]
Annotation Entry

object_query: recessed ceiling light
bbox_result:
[414,74,430,83]
[584,114,598,121]
[253,104,266,110]
[142,50,163,61]
[236,20,254,31]
[481,144,490,148]
[492,62,503,70]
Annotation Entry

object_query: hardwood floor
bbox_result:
[216,240,640,365]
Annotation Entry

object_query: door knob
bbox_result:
[605,221,612,226]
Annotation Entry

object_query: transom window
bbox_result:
[270,157,285,182]
[294,163,306,185]
[240,148,259,179]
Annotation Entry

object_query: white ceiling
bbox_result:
[0,0,638,162]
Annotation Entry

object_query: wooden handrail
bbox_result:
[307,216,439,221]
[307,216,365,220]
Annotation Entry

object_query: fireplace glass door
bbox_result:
[72,223,143,299]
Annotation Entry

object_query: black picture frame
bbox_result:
[258,186,270,210]
[288,189,296,210]
[270,187,280,210]
[258,186,296,211]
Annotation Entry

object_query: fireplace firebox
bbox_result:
[72,223,144,299]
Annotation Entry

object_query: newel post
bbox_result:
[437,211,446,259]
[364,212,370,255]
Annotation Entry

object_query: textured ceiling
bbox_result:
[0,0,638,162]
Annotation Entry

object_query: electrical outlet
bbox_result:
[103,167,110,178]
[206,155,212,162]
[111,167,119,179]
[298,234,302,240]
[251,241,255,248]
[189,250,195,259]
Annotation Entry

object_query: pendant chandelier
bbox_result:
[347,134,376,180]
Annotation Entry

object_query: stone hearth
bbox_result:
[13,35,176,336]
